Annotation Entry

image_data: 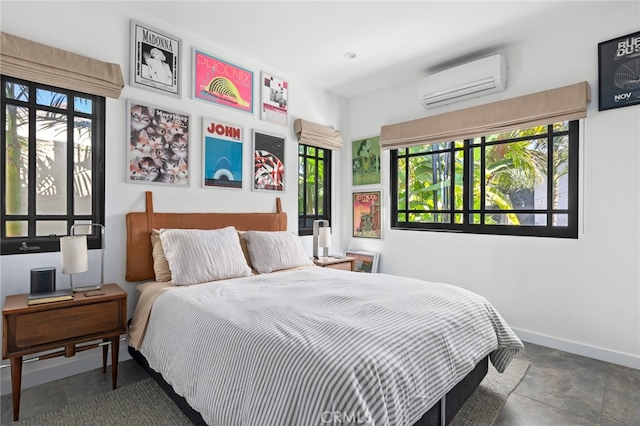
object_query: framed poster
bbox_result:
[353,190,381,239]
[203,118,243,189]
[260,72,288,126]
[345,250,380,273]
[253,130,285,192]
[193,49,254,114]
[130,20,181,98]
[598,31,640,111]
[127,100,190,186]
[352,136,381,186]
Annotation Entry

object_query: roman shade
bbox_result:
[294,118,343,150]
[379,81,590,150]
[0,32,124,99]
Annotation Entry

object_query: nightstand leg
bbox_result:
[102,338,108,373]
[11,356,22,421]
[111,336,119,389]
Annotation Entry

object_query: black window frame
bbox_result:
[391,120,579,238]
[1,75,106,255]
[298,143,332,236]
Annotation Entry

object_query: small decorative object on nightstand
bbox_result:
[2,283,126,421]
[313,256,356,271]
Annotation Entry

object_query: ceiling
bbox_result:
[129,1,621,99]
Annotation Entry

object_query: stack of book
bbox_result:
[27,289,74,306]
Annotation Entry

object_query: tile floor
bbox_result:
[1,342,639,425]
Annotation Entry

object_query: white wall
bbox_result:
[343,3,640,368]
[0,1,346,394]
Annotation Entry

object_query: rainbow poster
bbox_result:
[193,49,253,113]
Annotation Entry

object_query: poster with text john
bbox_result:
[193,49,254,114]
[203,118,243,189]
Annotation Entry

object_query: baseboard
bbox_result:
[0,344,131,396]
[513,327,640,370]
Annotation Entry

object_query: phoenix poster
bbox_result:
[203,118,243,189]
[193,49,254,113]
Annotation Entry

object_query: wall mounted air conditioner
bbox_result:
[419,54,507,109]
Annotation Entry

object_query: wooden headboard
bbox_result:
[125,191,288,282]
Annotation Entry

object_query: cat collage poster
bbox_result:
[203,118,243,189]
[127,100,190,186]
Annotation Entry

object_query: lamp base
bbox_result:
[72,284,103,292]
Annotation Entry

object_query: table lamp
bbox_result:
[313,219,330,259]
[60,223,105,292]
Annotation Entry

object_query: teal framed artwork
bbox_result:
[352,136,381,186]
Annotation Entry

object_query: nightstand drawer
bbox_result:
[14,301,120,349]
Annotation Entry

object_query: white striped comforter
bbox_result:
[138,266,523,426]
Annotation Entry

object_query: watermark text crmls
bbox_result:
[320,410,372,424]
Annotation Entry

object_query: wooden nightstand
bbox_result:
[313,256,356,271]
[2,283,127,421]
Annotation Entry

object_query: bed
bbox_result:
[126,192,523,426]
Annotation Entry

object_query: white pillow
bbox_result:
[160,226,252,285]
[243,231,313,274]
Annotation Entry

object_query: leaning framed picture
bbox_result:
[352,136,381,186]
[252,130,285,192]
[130,20,182,98]
[260,71,288,126]
[203,118,243,189]
[598,31,640,111]
[353,190,381,239]
[345,250,380,273]
[127,100,190,186]
[193,48,254,114]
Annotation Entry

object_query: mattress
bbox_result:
[132,266,523,425]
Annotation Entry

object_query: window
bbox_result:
[1,76,105,254]
[391,121,579,238]
[298,144,331,236]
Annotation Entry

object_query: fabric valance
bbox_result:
[379,81,590,150]
[294,118,343,150]
[0,32,124,99]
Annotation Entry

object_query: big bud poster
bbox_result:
[193,49,254,113]
[598,31,640,111]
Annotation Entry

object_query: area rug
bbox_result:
[17,358,529,426]
[451,357,530,426]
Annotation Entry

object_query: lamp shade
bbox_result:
[60,235,89,274]
[319,227,331,248]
